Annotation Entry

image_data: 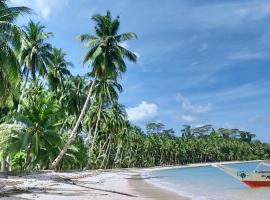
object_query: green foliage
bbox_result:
[0,0,31,107]
[79,10,137,80]
[12,152,26,171]
[19,20,53,81]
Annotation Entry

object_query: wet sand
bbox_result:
[129,174,190,200]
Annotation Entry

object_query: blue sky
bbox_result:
[10,0,270,142]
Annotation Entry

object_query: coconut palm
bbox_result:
[17,20,53,112]
[61,75,87,117]
[51,11,137,169]
[48,48,72,93]
[0,0,31,106]
[53,76,88,144]
[84,79,123,169]
[99,103,126,168]
[10,83,64,170]
[181,125,193,137]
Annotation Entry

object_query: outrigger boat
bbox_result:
[215,161,270,188]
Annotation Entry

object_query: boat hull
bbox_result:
[243,180,270,188]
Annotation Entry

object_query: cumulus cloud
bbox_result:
[10,0,69,18]
[126,101,158,122]
[176,93,211,114]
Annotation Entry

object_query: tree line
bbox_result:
[0,0,269,171]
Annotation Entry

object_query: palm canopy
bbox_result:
[92,78,123,104]
[1,84,65,170]
[0,0,31,104]
[61,76,87,117]
[79,11,137,79]
[51,11,138,169]
[19,20,53,81]
[48,48,73,92]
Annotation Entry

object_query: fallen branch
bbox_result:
[57,176,137,198]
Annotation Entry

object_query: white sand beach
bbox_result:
[0,169,188,200]
[0,160,261,200]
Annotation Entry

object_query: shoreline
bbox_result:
[128,174,190,200]
[141,159,262,173]
[0,160,262,200]
[133,160,262,200]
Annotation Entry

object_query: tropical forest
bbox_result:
[0,0,269,173]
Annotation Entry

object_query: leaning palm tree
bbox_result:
[47,48,72,93]
[17,20,53,112]
[51,11,137,170]
[84,78,123,169]
[0,0,31,105]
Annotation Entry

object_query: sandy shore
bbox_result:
[0,169,188,200]
[0,160,261,200]
[129,174,190,200]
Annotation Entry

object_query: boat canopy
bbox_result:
[254,161,270,172]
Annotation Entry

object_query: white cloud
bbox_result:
[228,51,269,60]
[126,101,158,122]
[181,115,196,122]
[176,93,211,114]
[10,0,69,18]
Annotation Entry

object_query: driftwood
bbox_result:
[56,176,137,198]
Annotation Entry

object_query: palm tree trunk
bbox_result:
[7,155,12,171]
[1,156,8,172]
[50,79,96,170]
[97,135,110,160]
[100,134,112,169]
[114,141,122,165]
[24,144,32,170]
[119,150,124,167]
[84,102,102,170]
[17,70,30,113]
[96,141,103,163]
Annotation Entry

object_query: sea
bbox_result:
[145,162,270,200]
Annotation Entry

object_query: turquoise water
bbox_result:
[147,162,270,200]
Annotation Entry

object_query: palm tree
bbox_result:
[51,11,137,169]
[61,75,87,117]
[17,20,52,112]
[0,0,31,105]
[8,83,65,170]
[100,103,126,168]
[181,125,193,137]
[0,83,62,170]
[48,48,72,93]
[84,79,123,169]
[146,123,165,135]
